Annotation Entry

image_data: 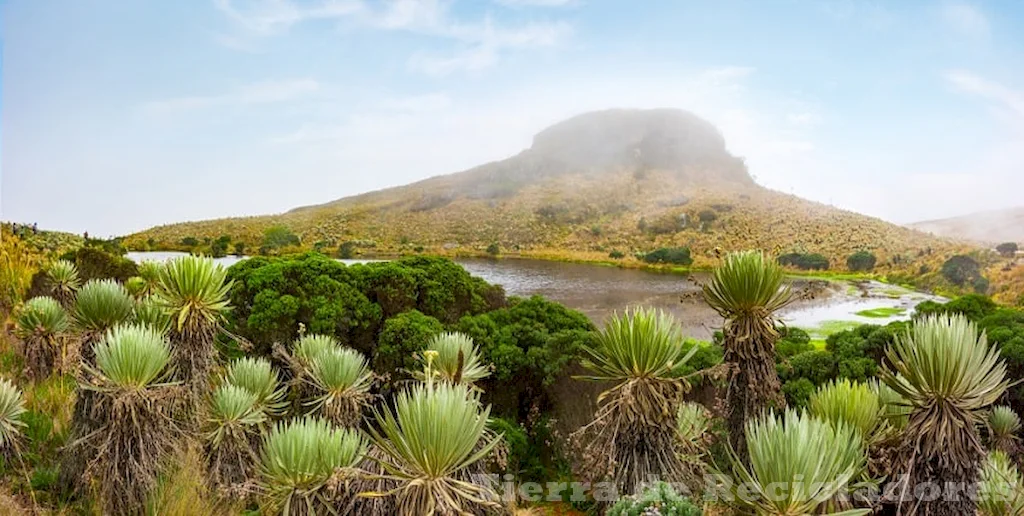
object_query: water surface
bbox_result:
[127,252,942,340]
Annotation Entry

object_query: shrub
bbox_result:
[697,209,718,223]
[608,250,625,259]
[777,252,830,271]
[262,225,300,249]
[776,327,812,358]
[997,242,1019,258]
[486,242,500,256]
[456,295,595,418]
[374,310,444,380]
[225,253,382,354]
[781,378,815,407]
[180,237,199,247]
[942,254,982,286]
[67,247,139,283]
[847,251,877,272]
[915,294,997,322]
[643,247,693,265]
[608,481,703,516]
[337,241,356,259]
[780,350,836,386]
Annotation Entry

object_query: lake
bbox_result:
[127,252,943,341]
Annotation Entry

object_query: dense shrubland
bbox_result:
[6,228,1024,513]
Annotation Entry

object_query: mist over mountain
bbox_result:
[909,207,1024,245]
[129,108,956,269]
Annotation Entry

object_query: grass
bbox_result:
[801,320,863,341]
[855,307,906,318]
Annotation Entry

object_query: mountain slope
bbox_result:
[909,207,1024,244]
[127,108,961,270]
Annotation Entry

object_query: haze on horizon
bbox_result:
[2,0,1023,237]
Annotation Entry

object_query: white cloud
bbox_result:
[212,0,362,35]
[945,70,1024,118]
[141,79,320,115]
[940,1,990,38]
[495,0,578,7]
[212,0,572,75]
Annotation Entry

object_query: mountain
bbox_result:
[908,207,1024,245]
[127,108,960,270]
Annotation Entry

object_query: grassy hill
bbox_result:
[126,108,965,273]
[909,207,1024,245]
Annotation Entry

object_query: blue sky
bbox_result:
[2,0,1023,236]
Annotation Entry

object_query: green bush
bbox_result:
[777,252,830,271]
[60,247,138,283]
[486,243,500,256]
[846,251,877,272]
[225,253,381,354]
[941,254,982,287]
[262,225,300,249]
[782,377,816,407]
[374,310,444,380]
[776,327,813,358]
[608,250,625,259]
[456,296,595,418]
[643,247,693,266]
[607,481,702,516]
[180,237,199,247]
[226,254,506,357]
[780,350,836,385]
[914,294,996,322]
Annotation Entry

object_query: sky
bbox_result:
[2,0,1024,237]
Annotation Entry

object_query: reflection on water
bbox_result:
[126,252,941,341]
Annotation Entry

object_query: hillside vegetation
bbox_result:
[127,109,966,276]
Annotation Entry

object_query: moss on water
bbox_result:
[855,307,906,318]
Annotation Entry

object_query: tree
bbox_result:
[262,225,300,249]
[486,242,500,256]
[997,242,1019,258]
[703,251,793,462]
[233,242,246,256]
[180,237,199,247]
[846,251,877,272]
[941,255,982,286]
